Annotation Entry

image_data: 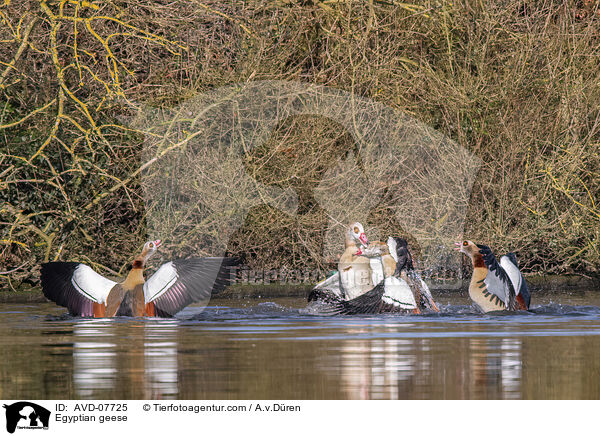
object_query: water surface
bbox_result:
[1,289,600,400]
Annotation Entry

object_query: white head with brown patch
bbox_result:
[347,222,369,248]
[455,240,478,256]
[135,239,162,267]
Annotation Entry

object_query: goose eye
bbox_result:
[463,241,468,246]
[149,242,154,248]
[353,227,359,234]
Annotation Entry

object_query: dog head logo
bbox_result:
[3,402,50,433]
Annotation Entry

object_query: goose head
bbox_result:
[454,240,480,258]
[140,239,162,261]
[347,222,369,247]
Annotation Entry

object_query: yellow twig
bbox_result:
[0,239,28,249]
[543,168,600,220]
[0,99,57,130]
[28,88,64,162]
[0,17,38,87]
[193,1,256,37]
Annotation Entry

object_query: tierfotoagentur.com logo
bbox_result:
[3,402,50,433]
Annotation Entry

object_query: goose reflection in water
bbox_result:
[326,331,523,399]
[500,338,522,399]
[73,320,117,397]
[468,337,522,399]
[335,330,424,400]
[466,337,523,399]
[72,320,179,399]
[470,338,522,399]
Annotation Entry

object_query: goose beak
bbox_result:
[154,239,162,248]
[359,233,369,245]
[454,242,462,252]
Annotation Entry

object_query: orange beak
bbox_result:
[359,233,369,245]
[154,239,162,248]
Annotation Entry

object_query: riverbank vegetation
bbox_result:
[1,0,599,288]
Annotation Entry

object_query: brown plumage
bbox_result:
[456,240,531,313]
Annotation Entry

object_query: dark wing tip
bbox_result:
[324,283,385,315]
[216,256,241,267]
[209,257,240,294]
[392,237,413,274]
[152,257,239,316]
[308,288,342,304]
[41,261,79,273]
[40,262,95,316]
[40,262,79,300]
[391,237,408,247]
[476,244,499,269]
[173,256,239,292]
[476,243,491,253]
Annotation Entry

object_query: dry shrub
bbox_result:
[1,0,599,288]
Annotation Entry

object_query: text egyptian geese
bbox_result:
[455,240,530,313]
[41,240,237,317]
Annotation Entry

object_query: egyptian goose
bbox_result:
[336,222,402,297]
[455,240,530,313]
[40,240,237,317]
[338,222,374,300]
[309,236,439,314]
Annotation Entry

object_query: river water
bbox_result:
[1,289,599,400]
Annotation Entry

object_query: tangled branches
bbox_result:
[1,0,599,289]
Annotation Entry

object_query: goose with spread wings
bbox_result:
[455,240,530,312]
[309,235,439,315]
[41,240,237,317]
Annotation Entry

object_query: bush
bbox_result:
[1,0,598,288]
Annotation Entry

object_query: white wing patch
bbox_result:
[387,237,398,263]
[71,264,116,304]
[369,258,385,287]
[144,262,178,303]
[483,268,509,305]
[313,272,343,298]
[500,256,523,296]
[382,276,417,309]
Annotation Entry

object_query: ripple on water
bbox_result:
[5,299,598,327]
[1,296,600,399]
